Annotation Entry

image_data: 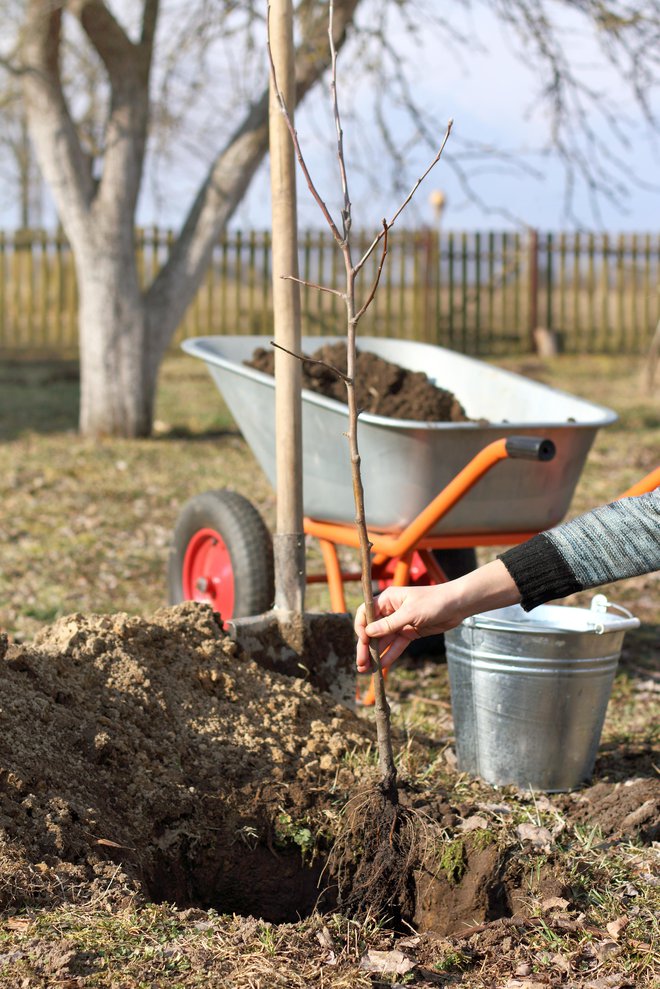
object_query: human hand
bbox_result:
[354,560,521,673]
[354,583,463,673]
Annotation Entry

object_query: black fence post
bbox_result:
[527,227,539,352]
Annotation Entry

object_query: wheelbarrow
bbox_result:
[168,335,620,671]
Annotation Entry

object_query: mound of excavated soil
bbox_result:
[0,604,370,920]
[246,342,473,422]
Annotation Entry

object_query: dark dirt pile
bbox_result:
[246,342,472,422]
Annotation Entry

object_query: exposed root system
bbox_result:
[330,785,427,927]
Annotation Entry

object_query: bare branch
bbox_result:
[355,119,453,275]
[282,275,345,299]
[69,1,136,79]
[354,220,389,322]
[329,0,351,241]
[21,0,95,223]
[141,0,160,52]
[266,2,344,244]
[387,120,453,226]
[270,341,351,384]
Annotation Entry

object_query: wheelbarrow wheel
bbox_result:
[168,490,274,619]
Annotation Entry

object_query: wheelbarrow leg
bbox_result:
[391,554,413,588]
[318,539,347,613]
[417,549,449,584]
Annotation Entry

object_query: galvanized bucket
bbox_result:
[444,595,639,791]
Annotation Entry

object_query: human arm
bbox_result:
[354,558,521,673]
[498,489,660,611]
[355,489,659,672]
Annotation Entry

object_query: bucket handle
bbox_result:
[462,613,583,634]
[464,597,640,635]
[589,594,640,633]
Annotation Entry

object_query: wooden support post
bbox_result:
[268,0,306,612]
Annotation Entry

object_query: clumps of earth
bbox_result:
[0,604,368,921]
[0,602,658,937]
[246,342,473,422]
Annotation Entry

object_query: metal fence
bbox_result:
[0,227,658,356]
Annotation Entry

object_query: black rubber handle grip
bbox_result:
[505,436,556,461]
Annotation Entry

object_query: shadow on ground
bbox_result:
[0,361,80,438]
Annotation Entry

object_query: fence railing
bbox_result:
[0,227,658,356]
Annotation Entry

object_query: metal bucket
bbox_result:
[444,595,639,791]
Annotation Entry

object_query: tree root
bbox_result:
[328,783,429,926]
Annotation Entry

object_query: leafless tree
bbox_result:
[12,0,359,437]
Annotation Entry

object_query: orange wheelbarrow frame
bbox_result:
[304,436,559,615]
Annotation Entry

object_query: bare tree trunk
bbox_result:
[75,237,156,438]
[344,302,397,796]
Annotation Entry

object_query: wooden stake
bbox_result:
[268,0,305,612]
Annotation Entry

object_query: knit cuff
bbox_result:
[498,534,582,611]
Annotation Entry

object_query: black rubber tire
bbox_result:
[403,547,478,659]
[168,489,274,619]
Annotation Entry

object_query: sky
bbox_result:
[225,3,660,234]
[3,1,659,234]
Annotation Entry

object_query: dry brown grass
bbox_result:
[0,349,657,988]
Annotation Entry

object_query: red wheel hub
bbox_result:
[182,527,235,617]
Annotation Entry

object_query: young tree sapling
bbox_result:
[267,0,451,803]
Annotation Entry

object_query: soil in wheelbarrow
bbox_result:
[246,341,475,421]
[1,600,658,960]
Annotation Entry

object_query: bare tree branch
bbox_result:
[329,0,351,241]
[282,274,345,298]
[267,2,343,243]
[355,119,452,275]
[146,0,360,352]
[21,0,95,228]
[70,0,137,79]
[271,340,351,383]
[354,219,388,321]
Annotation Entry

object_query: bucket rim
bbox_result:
[462,601,640,636]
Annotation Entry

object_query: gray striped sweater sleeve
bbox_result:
[498,489,660,611]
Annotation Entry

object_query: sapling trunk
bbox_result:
[343,284,398,798]
[267,0,451,800]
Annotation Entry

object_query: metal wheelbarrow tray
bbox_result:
[182,335,616,535]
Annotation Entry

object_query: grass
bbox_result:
[1,349,656,768]
[0,347,657,988]
[0,356,273,641]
